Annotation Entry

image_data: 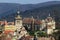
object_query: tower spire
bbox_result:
[17,2,20,15]
[31,16,35,31]
[17,4,21,18]
[31,16,34,19]
[15,3,22,20]
[49,13,51,17]
[17,11,20,15]
[15,10,22,19]
[48,13,51,17]
[37,16,39,20]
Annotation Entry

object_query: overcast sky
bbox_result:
[0,0,60,4]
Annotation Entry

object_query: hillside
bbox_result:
[0,1,60,23]
[0,1,60,17]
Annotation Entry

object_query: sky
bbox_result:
[0,0,60,4]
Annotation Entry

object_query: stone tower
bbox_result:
[15,11,22,29]
[46,13,55,35]
[14,11,29,39]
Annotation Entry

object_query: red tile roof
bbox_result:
[23,18,42,25]
[0,18,42,25]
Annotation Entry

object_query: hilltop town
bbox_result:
[0,10,59,40]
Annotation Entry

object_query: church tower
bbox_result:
[15,11,23,29]
[46,13,55,35]
[14,11,29,39]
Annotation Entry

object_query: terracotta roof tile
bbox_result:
[23,18,42,24]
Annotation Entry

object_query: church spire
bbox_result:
[17,11,20,17]
[15,11,22,19]
[17,11,20,15]
[31,16,34,19]
[31,16,34,22]
[17,3,20,17]
[31,16,35,31]
[48,13,51,17]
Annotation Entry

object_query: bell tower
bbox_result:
[15,11,23,29]
[46,13,55,35]
[14,11,29,39]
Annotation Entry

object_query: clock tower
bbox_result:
[14,11,29,39]
[15,11,23,29]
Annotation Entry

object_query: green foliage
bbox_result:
[35,31,47,37]
[37,31,47,37]
[28,30,47,37]
[28,31,34,36]
[28,30,38,36]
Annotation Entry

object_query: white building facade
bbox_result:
[40,14,55,35]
